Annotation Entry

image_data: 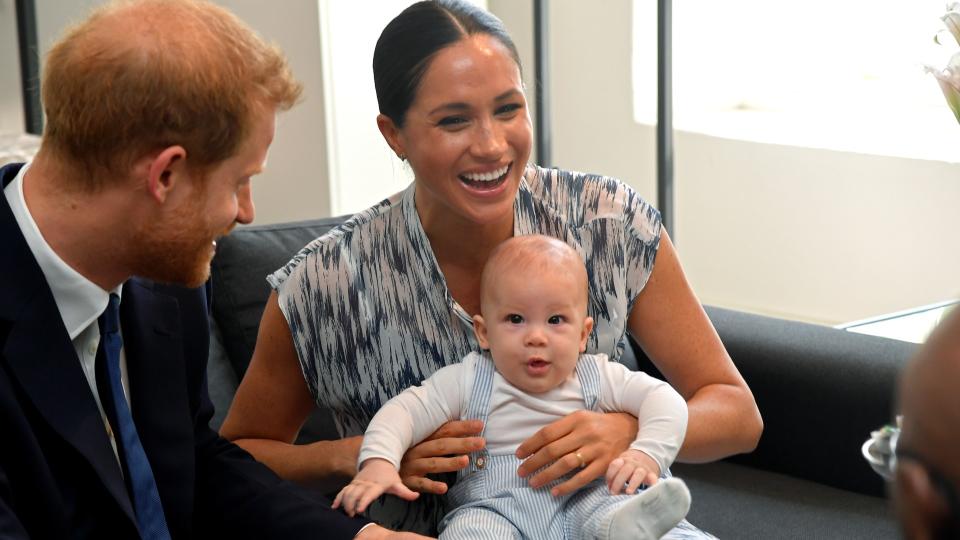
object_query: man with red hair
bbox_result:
[0,1,423,538]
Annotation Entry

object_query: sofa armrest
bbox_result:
[632,306,914,497]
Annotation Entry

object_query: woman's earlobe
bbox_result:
[376,114,404,158]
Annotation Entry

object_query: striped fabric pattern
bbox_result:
[269,165,662,534]
[440,353,610,540]
[441,350,708,539]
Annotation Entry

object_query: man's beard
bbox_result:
[130,199,220,288]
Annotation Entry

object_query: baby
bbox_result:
[334,235,691,539]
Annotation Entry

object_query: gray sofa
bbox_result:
[206,216,913,539]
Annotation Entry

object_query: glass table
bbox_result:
[837,299,958,344]
[850,302,957,479]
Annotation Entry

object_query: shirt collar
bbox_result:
[4,161,122,339]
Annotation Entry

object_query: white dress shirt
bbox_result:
[4,161,130,463]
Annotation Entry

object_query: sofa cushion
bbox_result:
[634,307,914,498]
[674,461,897,539]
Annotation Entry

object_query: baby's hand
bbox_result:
[333,458,419,516]
[605,449,660,495]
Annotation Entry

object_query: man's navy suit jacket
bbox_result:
[0,163,367,538]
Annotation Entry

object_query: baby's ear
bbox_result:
[473,314,490,350]
[580,316,594,352]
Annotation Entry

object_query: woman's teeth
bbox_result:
[460,164,509,183]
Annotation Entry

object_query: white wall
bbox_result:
[678,133,960,324]
[32,0,331,224]
[317,0,415,216]
[0,0,25,135]
[492,0,960,325]
[218,0,331,222]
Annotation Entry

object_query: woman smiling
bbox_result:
[221,1,761,536]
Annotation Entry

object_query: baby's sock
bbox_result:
[604,477,691,540]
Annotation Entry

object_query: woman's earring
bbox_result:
[398,153,406,161]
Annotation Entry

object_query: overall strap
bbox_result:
[574,354,602,412]
[457,351,496,480]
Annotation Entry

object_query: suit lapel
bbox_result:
[0,163,137,525]
[122,279,194,527]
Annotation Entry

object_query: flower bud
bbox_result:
[945,5,960,46]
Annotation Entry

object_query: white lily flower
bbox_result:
[930,70,960,123]
[930,7,960,124]
[944,7,960,46]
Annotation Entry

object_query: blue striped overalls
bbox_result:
[437,353,713,540]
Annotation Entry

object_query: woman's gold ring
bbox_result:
[575,451,586,469]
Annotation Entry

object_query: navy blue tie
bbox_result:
[99,293,171,540]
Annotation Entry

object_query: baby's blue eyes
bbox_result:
[548,315,563,324]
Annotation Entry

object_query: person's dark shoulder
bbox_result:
[127,277,209,313]
[124,278,210,354]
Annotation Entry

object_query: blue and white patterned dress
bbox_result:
[269,165,712,536]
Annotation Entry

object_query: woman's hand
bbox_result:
[515,410,637,497]
[605,449,659,495]
[398,419,485,494]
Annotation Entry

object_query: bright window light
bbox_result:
[633,0,960,161]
